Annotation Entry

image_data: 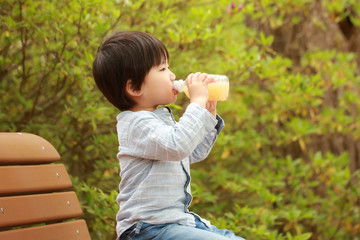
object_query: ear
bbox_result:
[125,79,142,97]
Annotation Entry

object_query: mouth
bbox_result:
[172,89,179,95]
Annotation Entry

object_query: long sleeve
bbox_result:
[189,114,224,164]
[117,103,218,162]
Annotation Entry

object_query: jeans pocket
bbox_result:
[121,222,144,240]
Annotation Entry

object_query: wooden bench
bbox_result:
[0,132,91,240]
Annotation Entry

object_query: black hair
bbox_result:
[92,31,169,111]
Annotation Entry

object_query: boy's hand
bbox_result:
[187,72,214,108]
[206,101,217,118]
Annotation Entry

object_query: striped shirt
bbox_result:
[115,103,225,237]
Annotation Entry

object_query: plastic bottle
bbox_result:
[173,74,229,101]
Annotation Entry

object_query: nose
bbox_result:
[170,70,176,81]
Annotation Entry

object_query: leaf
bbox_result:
[294,233,312,240]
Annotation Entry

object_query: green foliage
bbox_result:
[194,152,360,239]
[1,0,360,239]
[71,176,119,239]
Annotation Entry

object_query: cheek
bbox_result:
[159,80,171,91]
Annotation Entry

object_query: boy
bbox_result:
[93,31,244,240]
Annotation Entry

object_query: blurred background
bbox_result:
[1,0,359,239]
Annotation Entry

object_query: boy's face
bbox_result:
[139,61,177,111]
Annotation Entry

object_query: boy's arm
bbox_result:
[189,114,224,164]
[117,103,218,162]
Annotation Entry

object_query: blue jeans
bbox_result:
[119,215,245,240]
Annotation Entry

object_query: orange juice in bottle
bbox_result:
[173,74,229,101]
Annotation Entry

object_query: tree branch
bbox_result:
[19,0,28,93]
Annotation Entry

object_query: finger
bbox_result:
[204,75,215,84]
[193,72,201,81]
[209,75,216,83]
[186,73,194,84]
[210,101,217,107]
[199,73,208,83]
[207,101,217,108]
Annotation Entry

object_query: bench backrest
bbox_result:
[0,132,91,240]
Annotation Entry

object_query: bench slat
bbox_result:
[0,192,83,228]
[0,133,60,164]
[0,220,91,240]
[0,164,72,195]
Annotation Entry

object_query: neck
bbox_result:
[129,104,157,112]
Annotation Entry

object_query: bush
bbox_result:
[1,0,359,239]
